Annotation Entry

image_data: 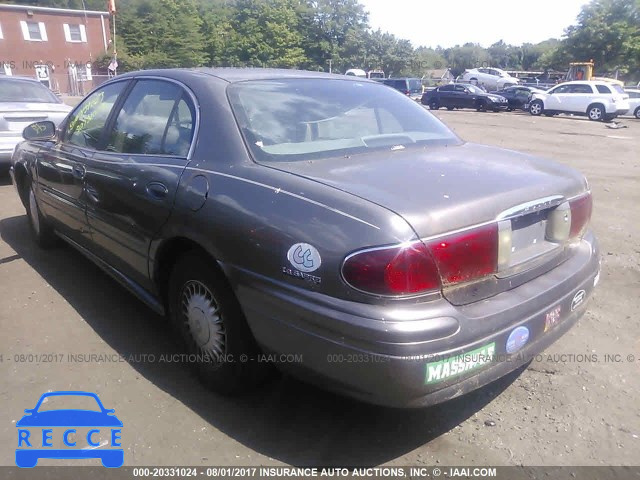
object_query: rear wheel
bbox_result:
[26,181,57,248]
[634,107,640,119]
[446,106,454,111]
[587,104,605,121]
[529,100,543,116]
[168,252,267,394]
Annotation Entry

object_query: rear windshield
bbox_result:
[0,79,60,103]
[611,84,625,94]
[227,79,458,162]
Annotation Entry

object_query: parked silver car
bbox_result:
[0,77,71,171]
[11,69,599,407]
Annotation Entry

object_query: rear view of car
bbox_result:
[382,78,423,101]
[0,77,71,171]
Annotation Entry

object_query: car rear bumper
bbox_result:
[233,231,600,408]
[0,134,21,164]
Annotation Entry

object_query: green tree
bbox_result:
[558,0,640,78]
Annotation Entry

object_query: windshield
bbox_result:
[0,79,60,103]
[228,79,458,162]
[466,84,485,94]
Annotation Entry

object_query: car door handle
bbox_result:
[146,182,169,199]
[72,163,86,180]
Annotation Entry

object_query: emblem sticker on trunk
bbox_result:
[571,289,586,311]
[287,243,321,273]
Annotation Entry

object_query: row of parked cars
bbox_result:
[405,80,638,122]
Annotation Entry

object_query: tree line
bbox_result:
[8,0,640,81]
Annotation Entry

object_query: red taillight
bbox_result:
[569,193,592,238]
[342,243,440,295]
[426,224,498,284]
[342,224,499,296]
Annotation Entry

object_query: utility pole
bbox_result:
[328,59,332,74]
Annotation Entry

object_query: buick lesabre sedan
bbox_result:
[10,69,599,407]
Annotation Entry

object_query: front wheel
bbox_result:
[168,252,267,394]
[27,182,57,248]
[429,100,439,110]
[634,107,640,119]
[529,100,543,116]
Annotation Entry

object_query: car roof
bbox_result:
[0,76,44,84]
[116,68,370,84]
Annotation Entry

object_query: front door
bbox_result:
[36,80,128,245]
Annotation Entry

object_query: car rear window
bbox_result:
[0,79,60,103]
[611,84,625,94]
[408,79,422,93]
[228,79,459,162]
[596,84,612,94]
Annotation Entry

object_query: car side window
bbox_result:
[106,80,195,156]
[596,84,612,94]
[64,82,127,149]
[439,85,454,92]
[454,85,466,92]
[571,84,594,94]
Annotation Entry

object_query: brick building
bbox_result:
[0,3,111,94]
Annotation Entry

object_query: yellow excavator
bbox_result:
[566,60,624,86]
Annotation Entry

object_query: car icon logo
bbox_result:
[16,391,123,468]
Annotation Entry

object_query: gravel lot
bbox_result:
[0,110,638,467]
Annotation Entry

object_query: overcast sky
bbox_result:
[360,0,590,48]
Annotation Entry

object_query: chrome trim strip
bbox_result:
[496,195,564,220]
[184,167,380,230]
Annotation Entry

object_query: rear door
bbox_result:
[436,84,455,107]
[82,78,197,290]
[566,83,594,112]
[36,81,128,245]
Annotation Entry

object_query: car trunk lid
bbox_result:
[269,142,590,303]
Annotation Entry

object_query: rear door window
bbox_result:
[106,79,195,157]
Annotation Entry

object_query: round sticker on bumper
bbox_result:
[287,243,321,273]
[506,326,530,354]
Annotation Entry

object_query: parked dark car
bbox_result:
[11,69,599,408]
[379,77,423,101]
[498,86,545,111]
[422,83,509,111]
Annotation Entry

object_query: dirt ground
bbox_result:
[0,109,638,468]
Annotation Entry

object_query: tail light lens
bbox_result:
[342,243,440,296]
[342,224,499,296]
[569,192,592,238]
[425,224,498,284]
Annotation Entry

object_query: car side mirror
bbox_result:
[23,120,56,141]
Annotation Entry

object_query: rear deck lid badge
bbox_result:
[506,326,530,354]
[287,243,321,273]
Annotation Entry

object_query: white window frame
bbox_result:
[20,21,48,42]
[63,23,87,43]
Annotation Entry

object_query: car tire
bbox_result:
[634,107,640,119]
[167,251,267,394]
[529,100,543,116]
[429,100,439,110]
[26,180,57,249]
[587,104,605,121]
[476,100,486,112]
